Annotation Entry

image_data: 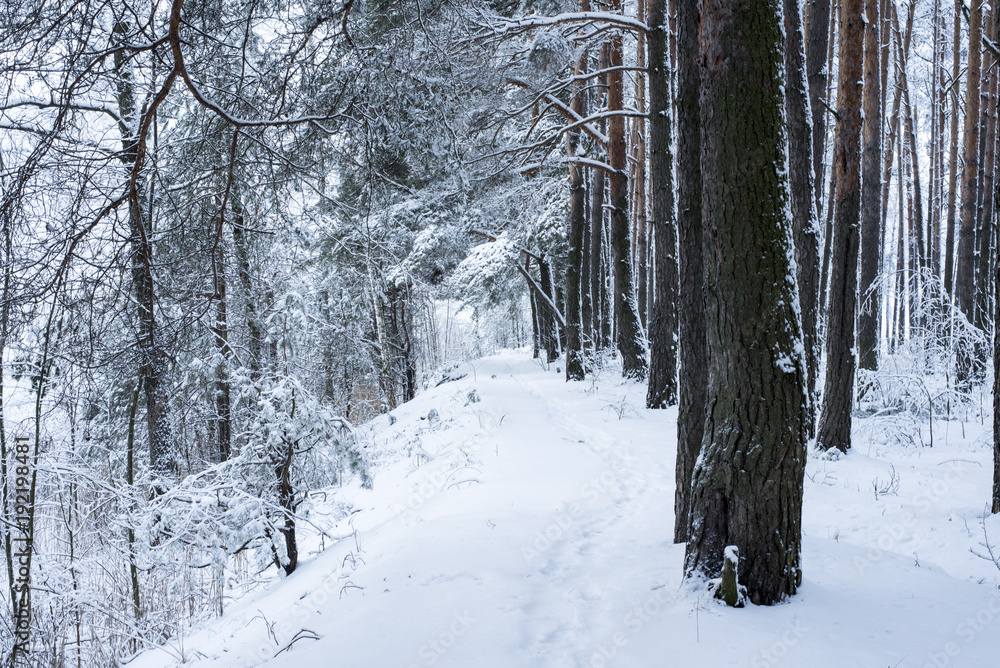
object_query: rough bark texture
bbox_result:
[674,0,706,544]
[684,0,808,605]
[646,0,678,409]
[608,0,648,379]
[815,0,864,453]
[539,259,559,364]
[956,0,983,386]
[975,7,998,332]
[632,0,649,330]
[564,44,587,381]
[994,243,1000,513]
[858,0,882,371]
[590,168,606,349]
[785,0,820,413]
[806,0,832,209]
[593,44,611,351]
[944,0,961,296]
[114,23,172,477]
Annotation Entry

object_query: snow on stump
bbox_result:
[716,545,746,608]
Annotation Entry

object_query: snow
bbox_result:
[132,349,1000,668]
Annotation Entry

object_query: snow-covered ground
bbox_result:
[132,349,1000,668]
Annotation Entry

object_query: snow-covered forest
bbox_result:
[2,0,1000,664]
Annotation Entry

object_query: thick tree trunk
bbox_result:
[685,0,808,605]
[674,0,706,544]
[956,0,983,386]
[646,0,678,408]
[815,0,864,453]
[858,0,882,372]
[785,0,820,412]
[608,0,648,379]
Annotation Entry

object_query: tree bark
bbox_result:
[608,0,648,379]
[806,0,833,209]
[975,6,998,333]
[815,0,864,453]
[944,0,962,296]
[674,0,706,544]
[685,0,808,605]
[646,0,678,408]
[858,0,882,371]
[632,0,649,330]
[114,22,172,477]
[956,0,983,386]
[785,0,821,411]
[564,29,588,381]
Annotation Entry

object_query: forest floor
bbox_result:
[133,349,1000,668]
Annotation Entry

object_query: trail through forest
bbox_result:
[133,350,1000,668]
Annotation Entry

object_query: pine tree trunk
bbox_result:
[674,0,706,544]
[945,0,962,296]
[632,0,649,330]
[816,0,864,453]
[786,0,821,408]
[975,7,998,333]
[956,0,983,386]
[858,0,882,372]
[646,0,678,408]
[564,35,588,381]
[685,0,808,604]
[994,227,1000,513]
[539,259,559,363]
[806,0,833,208]
[608,0,648,379]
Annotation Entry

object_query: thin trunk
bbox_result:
[956,0,984,385]
[0,206,13,626]
[646,0,678,408]
[858,0,882,372]
[115,23,172,477]
[126,382,142,623]
[632,0,649,329]
[976,7,998,332]
[896,130,908,347]
[539,259,559,363]
[564,14,588,381]
[816,0,865,453]
[788,0,821,406]
[945,0,963,295]
[608,0,648,379]
[212,240,232,462]
[529,255,540,359]
[807,0,833,208]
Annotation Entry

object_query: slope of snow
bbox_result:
[132,350,1000,668]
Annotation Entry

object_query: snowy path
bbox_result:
[133,350,1000,668]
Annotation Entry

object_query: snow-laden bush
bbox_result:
[140,375,370,575]
[855,270,990,448]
